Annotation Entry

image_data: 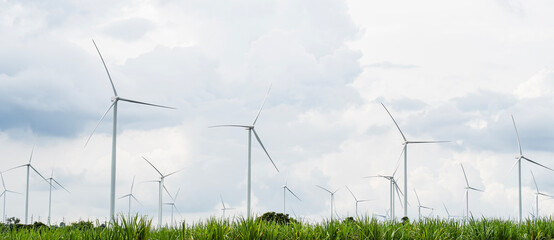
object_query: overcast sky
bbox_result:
[1,0,554,225]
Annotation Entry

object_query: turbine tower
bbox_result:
[511,115,553,223]
[163,186,180,227]
[85,39,174,221]
[0,172,21,223]
[210,85,279,218]
[381,103,448,219]
[316,185,338,220]
[118,176,141,220]
[282,181,301,214]
[46,171,69,227]
[345,185,370,217]
[530,170,551,218]
[143,156,181,228]
[5,148,48,224]
[460,163,483,221]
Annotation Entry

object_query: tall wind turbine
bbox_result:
[143,156,181,228]
[316,185,338,220]
[282,182,301,214]
[163,186,180,227]
[4,148,48,224]
[345,186,370,217]
[530,170,551,218]
[413,189,433,220]
[210,86,279,218]
[118,176,141,219]
[365,152,403,219]
[0,172,21,223]
[510,115,553,223]
[381,103,448,219]
[460,163,483,221]
[85,39,174,221]
[46,171,69,227]
[220,195,235,219]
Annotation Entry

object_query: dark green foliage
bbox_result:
[256,212,298,225]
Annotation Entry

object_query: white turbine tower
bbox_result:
[210,86,279,219]
[316,185,338,220]
[460,163,483,221]
[413,189,433,220]
[46,171,69,227]
[0,172,21,223]
[220,195,235,219]
[85,39,175,221]
[5,148,48,224]
[510,115,553,223]
[381,103,448,219]
[530,170,551,218]
[163,186,180,227]
[143,156,181,228]
[282,182,301,214]
[345,186,370,217]
[118,176,141,220]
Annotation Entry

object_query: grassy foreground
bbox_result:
[1,214,553,239]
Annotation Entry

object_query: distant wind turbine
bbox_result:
[118,176,141,220]
[282,181,301,214]
[316,185,338,220]
[345,186,370,217]
[163,186,180,227]
[210,85,279,219]
[442,203,461,220]
[413,189,433,220]
[510,115,553,223]
[0,172,21,223]
[46,171,69,227]
[460,163,483,221]
[85,39,175,221]
[365,148,404,219]
[530,170,551,218]
[143,156,181,228]
[381,103,448,219]
[5,148,48,224]
[220,195,235,219]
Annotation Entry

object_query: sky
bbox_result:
[1,0,554,226]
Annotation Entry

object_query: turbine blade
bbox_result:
[30,166,49,183]
[345,185,357,201]
[468,187,484,192]
[511,115,523,155]
[118,194,130,199]
[163,185,175,202]
[142,156,163,177]
[252,84,272,126]
[118,97,175,109]
[131,176,136,193]
[163,168,183,178]
[84,102,115,147]
[131,194,143,206]
[408,141,450,144]
[52,179,70,193]
[4,164,27,173]
[0,172,6,190]
[174,188,180,200]
[208,125,251,128]
[28,146,34,164]
[443,203,450,216]
[381,103,407,141]
[252,129,279,172]
[414,189,421,205]
[530,170,539,193]
[358,199,371,203]
[522,156,554,172]
[460,164,470,187]
[392,147,404,177]
[92,39,118,96]
[7,190,22,195]
[286,187,301,201]
[316,185,332,194]
[220,195,226,208]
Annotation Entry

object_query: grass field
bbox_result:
[1,214,553,239]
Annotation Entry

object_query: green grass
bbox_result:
[1,215,553,239]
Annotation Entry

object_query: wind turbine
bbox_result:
[365,150,404,219]
[413,189,433,220]
[85,39,174,221]
[442,203,461,220]
[163,186,180,227]
[510,115,553,223]
[345,185,370,217]
[316,185,338,220]
[0,172,21,223]
[143,156,181,228]
[220,195,235,219]
[530,170,551,218]
[460,163,483,221]
[118,176,141,220]
[46,171,69,227]
[282,182,301,214]
[4,148,48,224]
[210,86,279,218]
[381,103,448,219]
